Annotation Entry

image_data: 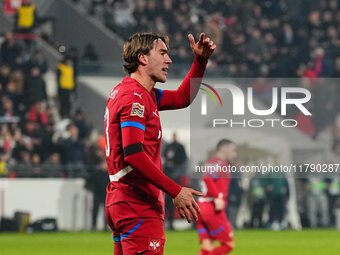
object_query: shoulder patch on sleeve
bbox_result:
[130,102,145,118]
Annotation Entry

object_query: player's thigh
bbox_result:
[205,212,234,243]
[121,218,166,255]
[196,216,210,243]
[105,205,120,241]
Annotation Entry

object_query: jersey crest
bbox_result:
[149,239,161,252]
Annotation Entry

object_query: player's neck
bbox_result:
[215,152,227,162]
[131,71,155,92]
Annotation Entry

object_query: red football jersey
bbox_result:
[104,56,208,219]
[198,157,231,203]
[105,76,166,217]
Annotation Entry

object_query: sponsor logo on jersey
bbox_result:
[153,110,159,118]
[149,239,161,252]
[130,103,145,118]
[134,92,143,99]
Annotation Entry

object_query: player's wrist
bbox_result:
[168,183,182,199]
[194,54,208,63]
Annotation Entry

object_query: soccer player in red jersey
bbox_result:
[196,139,238,255]
[104,32,216,254]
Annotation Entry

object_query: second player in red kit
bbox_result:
[196,140,238,255]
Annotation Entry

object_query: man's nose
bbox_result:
[166,55,172,64]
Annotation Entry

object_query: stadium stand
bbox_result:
[71,0,340,136]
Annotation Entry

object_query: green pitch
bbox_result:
[1,230,340,255]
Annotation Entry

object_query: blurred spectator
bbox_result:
[227,176,243,229]
[113,0,136,38]
[251,77,272,106]
[59,124,84,177]
[96,135,105,153]
[163,132,187,230]
[307,178,329,228]
[31,152,42,177]
[0,33,22,69]
[312,47,333,77]
[0,63,11,91]
[15,150,32,177]
[84,142,105,167]
[0,128,15,156]
[281,23,295,46]
[59,124,84,163]
[38,124,55,161]
[66,47,79,81]
[85,160,109,230]
[328,178,340,227]
[0,96,18,117]
[57,58,75,118]
[0,149,9,176]
[5,80,22,111]
[9,70,25,95]
[42,152,64,177]
[82,43,99,62]
[28,101,49,127]
[14,0,37,33]
[163,132,187,175]
[23,66,47,107]
[11,135,34,163]
[14,0,38,48]
[249,176,266,228]
[24,49,48,75]
[88,0,106,16]
[295,110,317,137]
[73,109,90,140]
[266,175,289,230]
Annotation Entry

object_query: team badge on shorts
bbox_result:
[130,103,145,118]
[149,238,161,252]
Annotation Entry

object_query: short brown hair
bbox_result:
[122,32,169,74]
[217,139,233,151]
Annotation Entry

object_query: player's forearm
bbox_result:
[177,55,208,102]
[159,55,207,110]
[124,151,182,198]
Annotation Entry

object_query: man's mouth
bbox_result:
[161,68,168,74]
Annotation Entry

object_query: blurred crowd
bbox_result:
[0,30,106,178]
[75,0,340,76]
[72,0,340,156]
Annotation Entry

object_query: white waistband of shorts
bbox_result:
[109,165,133,182]
[198,197,214,202]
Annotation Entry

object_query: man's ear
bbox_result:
[137,53,147,65]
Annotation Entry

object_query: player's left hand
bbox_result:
[214,198,225,212]
[173,187,203,223]
[188,33,216,59]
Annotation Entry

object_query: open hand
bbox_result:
[188,33,216,59]
[173,187,203,223]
